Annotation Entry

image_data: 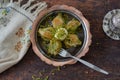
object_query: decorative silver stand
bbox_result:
[103,9,120,40]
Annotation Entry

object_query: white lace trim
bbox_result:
[1,0,47,21]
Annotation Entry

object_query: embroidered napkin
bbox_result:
[0,0,47,73]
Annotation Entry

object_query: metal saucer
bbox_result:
[103,9,120,40]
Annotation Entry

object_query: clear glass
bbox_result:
[110,13,120,34]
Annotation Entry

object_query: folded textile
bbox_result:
[0,0,47,73]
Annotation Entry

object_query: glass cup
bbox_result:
[103,9,120,40]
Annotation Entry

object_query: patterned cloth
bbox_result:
[0,0,47,73]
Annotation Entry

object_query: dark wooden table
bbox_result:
[0,0,120,80]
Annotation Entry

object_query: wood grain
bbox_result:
[0,0,120,80]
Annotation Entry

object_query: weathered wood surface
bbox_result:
[0,0,120,80]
